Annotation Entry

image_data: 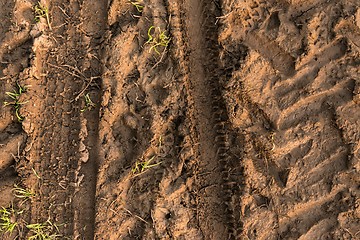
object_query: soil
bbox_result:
[0,0,359,239]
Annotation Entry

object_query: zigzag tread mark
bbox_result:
[221,1,358,239]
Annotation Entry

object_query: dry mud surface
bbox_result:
[0,0,360,239]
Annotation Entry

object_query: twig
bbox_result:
[74,76,100,101]
[46,62,100,101]
[123,208,149,224]
[46,62,82,79]
[151,46,168,70]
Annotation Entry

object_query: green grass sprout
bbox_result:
[81,93,96,112]
[34,2,52,30]
[130,1,144,12]
[0,207,17,234]
[132,156,162,175]
[146,26,171,54]
[13,185,35,200]
[27,220,61,240]
[3,83,29,122]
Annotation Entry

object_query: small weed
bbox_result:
[34,2,52,30]
[132,156,161,175]
[0,206,17,234]
[13,185,35,200]
[146,26,171,54]
[80,93,96,112]
[130,1,144,13]
[132,136,164,175]
[3,83,28,122]
[27,220,61,240]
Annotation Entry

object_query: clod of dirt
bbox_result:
[356,8,360,29]
[0,115,12,133]
[0,133,24,172]
[0,175,17,207]
[338,211,360,238]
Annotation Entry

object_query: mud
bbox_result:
[0,0,359,239]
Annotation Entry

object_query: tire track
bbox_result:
[219,1,358,238]
[72,1,106,239]
[220,0,296,76]
[19,1,106,238]
[173,0,241,238]
[1,0,357,239]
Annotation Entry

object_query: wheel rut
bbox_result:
[219,0,360,239]
[180,0,241,238]
[17,0,107,239]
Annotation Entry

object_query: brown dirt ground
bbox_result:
[0,0,360,239]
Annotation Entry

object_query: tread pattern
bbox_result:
[220,0,360,239]
[13,0,107,239]
[175,0,245,238]
[1,0,358,239]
